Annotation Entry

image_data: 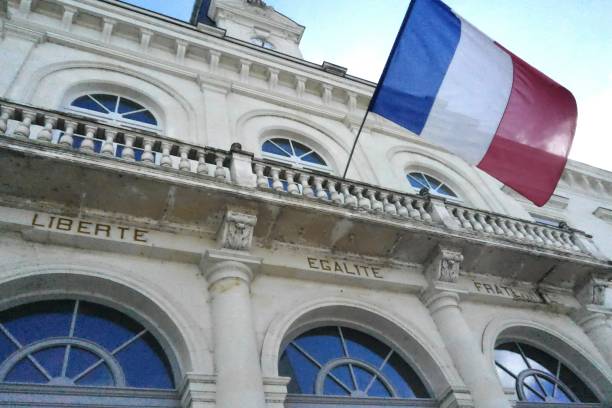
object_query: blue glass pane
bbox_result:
[436,184,457,197]
[123,111,158,125]
[66,347,100,380]
[353,365,373,392]
[423,174,442,189]
[71,136,102,153]
[293,327,343,367]
[559,364,598,403]
[114,332,174,389]
[330,365,354,391]
[5,358,47,383]
[283,344,318,394]
[32,346,66,378]
[291,141,311,157]
[300,152,326,165]
[74,301,143,352]
[75,363,114,387]
[279,350,302,394]
[495,347,527,376]
[0,300,73,345]
[262,140,290,157]
[343,328,388,369]
[323,376,349,396]
[381,353,418,398]
[71,95,107,113]
[407,173,428,189]
[554,387,573,403]
[117,98,145,114]
[524,385,544,402]
[0,330,18,362]
[495,365,516,389]
[368,376,392,397]
[524,376,543,397]
[91,94,118,112]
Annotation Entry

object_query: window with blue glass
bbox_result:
[279,326,430,400]
[70,94,158,128]
[262,138,329,171]
[407,172,458,200]
[0,300,174,390]
[495,342,598,404]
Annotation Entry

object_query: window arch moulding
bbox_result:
[481,317,612,405]
[23,62,202,144]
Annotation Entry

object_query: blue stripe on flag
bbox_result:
[370,0,461,135]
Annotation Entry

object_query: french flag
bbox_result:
[370,0,577,207]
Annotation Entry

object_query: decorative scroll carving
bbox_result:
[425,246,463,283]
[217,211,257,251]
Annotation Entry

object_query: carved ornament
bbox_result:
[217,210,257,251]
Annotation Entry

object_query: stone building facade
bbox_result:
[0,0,611,407]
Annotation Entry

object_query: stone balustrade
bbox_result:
[0,99,602,260]
[446,203,585,254]
[252,159,433,222]
[0,100,231,181]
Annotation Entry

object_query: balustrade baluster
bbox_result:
[415,200,432,221]
[80,125,96,153]
[476,213,494,233]
[353,187,371,210]
[508,221,524,239]
[406,199,421,219]
[13,110,35,139]
[526,224,543,243]
[254,163,268,188]
[490,216,505,235]
[270,167,283,191]
[380,192,396,215]
[314,176,328,200]
[341,183,357,209]
[366,189,383,212]
[0,106,14,136]
[534,226,552,245]
[100,130,116,156]
[142,139,155,164]
[160,142,172,167]
[196,151,208,174]
[214,152,226,179]
[497,218,513,237]
[36,116,56,142]
[59,120,77,148]
[328,181,343,204]
[516,223,533,241]
[465,211,483,231]
[285,170,299,195]
[178,146,191,171]
[393,196,409,217]
[452,208,472,229]
[122,134,136,161]
[299,173,314,197]
[541,228,558,247]
[561,232,581,252]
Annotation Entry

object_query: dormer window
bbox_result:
[250,36,275,49]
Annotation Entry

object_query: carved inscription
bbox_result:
[31,213,149,243]
[472,280,543,303]
[306,257,384,279]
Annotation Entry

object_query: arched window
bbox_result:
[70,94,158,129]
[262,138,330,172]
[495,342,599,404]
[0,299,176,405]
[279,326,431,405]
[250,36,274,49]
[407,172,458,200]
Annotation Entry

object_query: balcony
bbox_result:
[0,99,609,286]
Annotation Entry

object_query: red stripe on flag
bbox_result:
[477,47,577,207]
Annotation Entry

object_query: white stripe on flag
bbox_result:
[420,17,513,165]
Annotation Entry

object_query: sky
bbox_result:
[121,0,612,172]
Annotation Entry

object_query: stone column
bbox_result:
[422,246,511,408]
[574,310,612,366]
[199,209,266,408]
[203,256,266,408]
[573,276,612,367]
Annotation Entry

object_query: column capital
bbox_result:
[572,307,609,333]
[179,373,216,408]
[575,274,608,307]
[421,288,461,314]
[200,250,261,287]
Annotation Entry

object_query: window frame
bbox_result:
[406,172,461,202]
[261,138,332,174]
[67,93,160,132]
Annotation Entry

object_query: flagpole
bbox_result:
[341,111,369,179]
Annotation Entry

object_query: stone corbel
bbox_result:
[295,75,306,98]
[425,245,463,284]
[217,210,257,251]
[61,5,78,31]
[239,59,252,83]
[101,17,116,44]
[175,39,188,63]
[267,67,279,90]
[208,49,221,74]
[139,28,153,52]
[575,275,608,307]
